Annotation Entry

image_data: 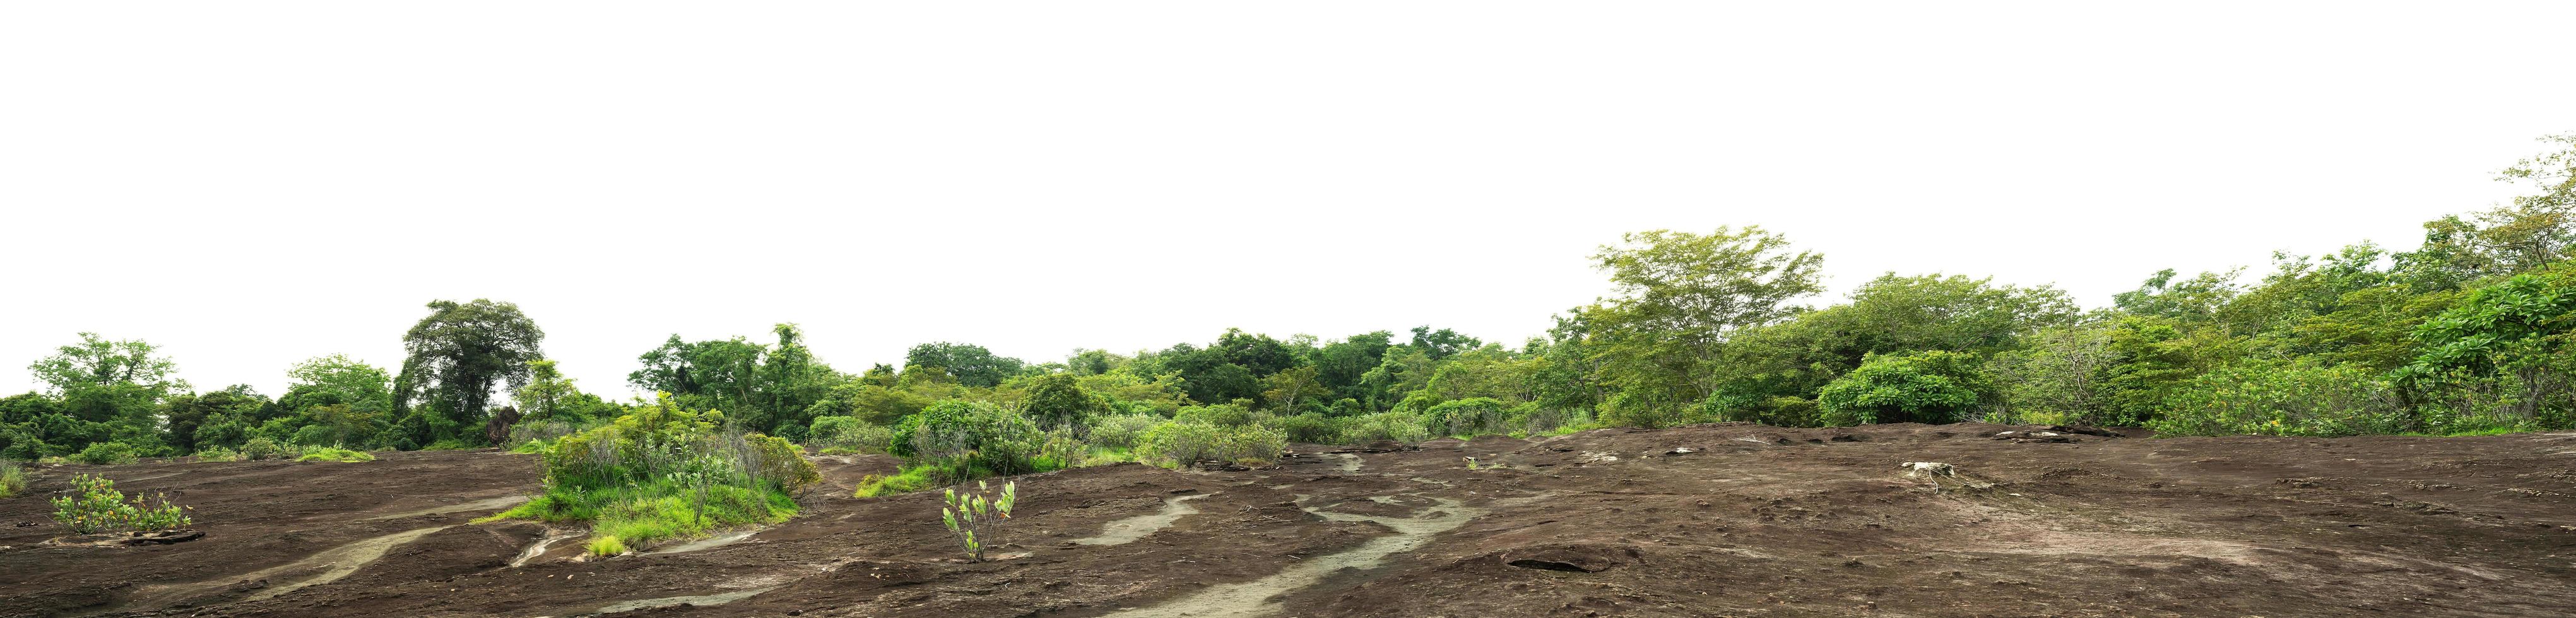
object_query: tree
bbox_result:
[1585,227,1824,426]
[1407,327,1483,361]
[905,342,1025,388]
[393,300,545,446]
[1260,366,1328,414]
[1817,351,1993,426]
[30,333,187,397]
[514,359,580,422]
[1020,373,1105,428]
[2401,269,2576,423]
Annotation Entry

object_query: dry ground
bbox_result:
[4,423,2574,617]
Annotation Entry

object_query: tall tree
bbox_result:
[393,299,545,445]
[904,342,1024,388]
[1584,227,1824,424]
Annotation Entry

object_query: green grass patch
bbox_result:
[853,465,941,498]
[509,440,549,454]
[587,535,628,556]
[485,476,797,548]
[296,446,375,462]
[0,462,25,498]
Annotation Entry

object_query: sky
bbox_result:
[3,2,2570,399]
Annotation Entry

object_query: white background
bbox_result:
[4,2,2570,398]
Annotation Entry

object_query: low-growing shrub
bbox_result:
[49,474,191,534]
[297,446,375,462]
[1424,398,1511,438]
[490,395,816,551]
[240,438,292,461]
[1137,421,1287,468]
[1272,412,1339,443]
[1084,414,1161,450]
[1334,412,1431,445]
[75,443,138,465]
[854,466,938,498]
[940,481,1016,562]
[191,447,242,462]
[587,535,628,557]
[892,400,1048,480]
[1,462,25,498]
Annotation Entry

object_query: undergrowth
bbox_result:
[296,446,375,462]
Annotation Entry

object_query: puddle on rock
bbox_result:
[589,585,779,614]
[647,529,760,554]
[362,495,531,522]
[1103,497,1486,617]
[1075,493,1214,545]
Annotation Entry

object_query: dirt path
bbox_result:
[3,424,2573,617]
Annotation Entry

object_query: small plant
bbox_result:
[296,446,375,462]
[1,462,26,498]
[49,474,192,535]
[587,535,628,556]
[854,467,937,498]
[240,438,291,460]
[75,443,139,465]
[940,480,1017,562]
[192,447,242,462]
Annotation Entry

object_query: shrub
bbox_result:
[1424,398,1511,437]
[1173,403,1255,428]
[490,396,813,551]
[891,400,1046,479]
[75,443,138,465]
[0,462,25,498]
[1335,412,1431,445]
[940,481,1017,562]
[297,446,375,462]
[49,474,191,534]
[1272,412,1339,443]
[508,419,584,448]
[191,447,242,462]
[1701,395,1819,428]
[587,535,628,557]
[1085,414,1161,450]
[1137,421,1287,468]
[240,438,292,460]
[854,466,938,498]
[808,416,893,453]
[1819,351,1994,426]
[2150,361,2410,437]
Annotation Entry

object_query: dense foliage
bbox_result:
[5,134,2573,475]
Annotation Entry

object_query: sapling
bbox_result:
[940,480,1017,562]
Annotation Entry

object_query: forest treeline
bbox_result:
[4,135,2573,465]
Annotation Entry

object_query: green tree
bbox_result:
[1585,227,1824,426]
[514,359,581,422]
[1817,350,1993,426]
[2401,268,2576,424]
[392,299,546,446]
[905,342,1025,388]
[1020,373,1105,428]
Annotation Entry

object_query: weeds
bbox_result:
[854,466,938,498]
[0,462,25,498]
[296,446,375,462]
[74,443,138,465]
[587,535,628,557]
[49,474,191,535]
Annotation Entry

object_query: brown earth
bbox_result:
[4,424,2575,617]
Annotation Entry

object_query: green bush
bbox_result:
[191,447,242,462]
[1333,412,1431,445]
[1085,414,1161,449]
[2150,361,2411,437]
[1173,403,1255,428]
[1272,412,1339,443]
[491,396,814,551]
[0,462,25,498]
[75,442,138,465]
[808,416,894,453]
[853,466,938,498]
[1137,421,1288,467]
[587,535,628,557]
[1424,398,1511,437]
[890,400,1047,479]
[49,474,191,534]
[240,438,292,460]
[1819,350,1994,426]
[297,446,375,462]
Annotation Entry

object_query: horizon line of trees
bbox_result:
[4,133,2572,461]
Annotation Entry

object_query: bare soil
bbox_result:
[5,424,2575,617]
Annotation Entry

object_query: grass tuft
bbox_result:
[586,535,627,557]
[296,446,375,462]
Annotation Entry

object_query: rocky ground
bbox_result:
[4,423,2575,617]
